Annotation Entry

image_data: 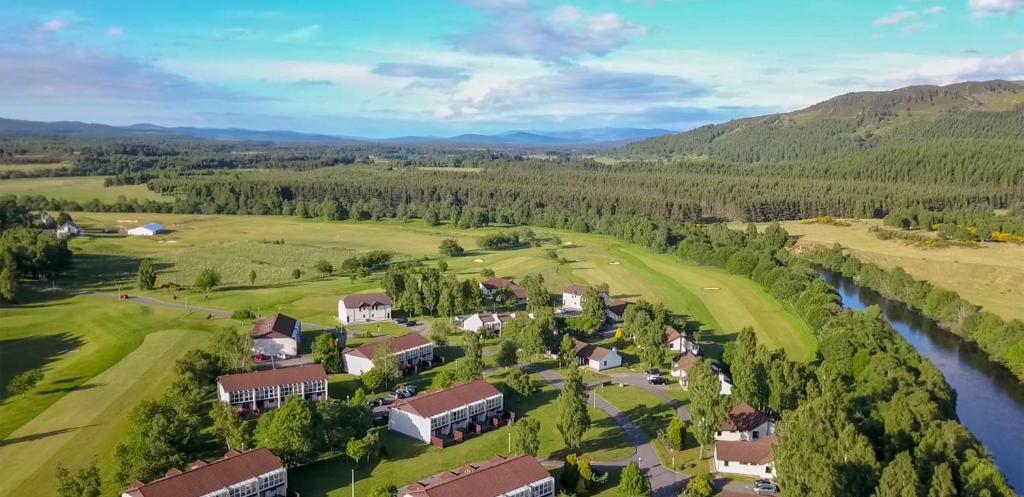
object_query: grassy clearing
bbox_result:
[0,163,71,173]
[773,219,1024,321]
[68,213,815,358]
[0,176,169,203]
[291,370,634,497]
[0,328,212,497]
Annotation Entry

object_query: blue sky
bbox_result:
[1,0,1022,137]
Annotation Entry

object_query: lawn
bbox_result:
[774,219,1024,321]
[0,176,170,203]
[0,162,72,173]
[66,213,816,359]
[291,370,635,497]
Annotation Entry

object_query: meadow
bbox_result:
[0,212,816,496]
[0,162,72,173]
[0,176,170,203]
[773,219,1024,321]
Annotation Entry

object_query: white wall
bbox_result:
[389,408,431,442]
[462,314,485,332]
[253,338,297,358]
[343,354,375,375]
[716,421,774,441]
[339,302,392,324]
[562,292,583,310]
[714,453,775,479]
[588,350,622,371]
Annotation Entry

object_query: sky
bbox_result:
[0,0,1022,137]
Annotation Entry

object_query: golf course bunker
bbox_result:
[702,287,721,291]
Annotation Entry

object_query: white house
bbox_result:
[388,379,503,443]
[461,311,535,334]
[251,313,301,358]
[605,300,631,322]
[342,333,433,376]
[718,372,734,395]
[121,448,287,497]
[401,455,555,497]
[575,339,622,371]
[216,364,327,413]
[126,222,165,236]
[717,402,775,441]
[561,284,609,311]
[714,435,777,480]
[480,278,528,306]
[670,352,700,387]
[56,220,81,240]
[666,325,699,354]
[338,292,392,324]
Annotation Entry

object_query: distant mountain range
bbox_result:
[619,79,1024,162]
[0,118,674,147]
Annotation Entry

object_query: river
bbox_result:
[818,269,1024,491]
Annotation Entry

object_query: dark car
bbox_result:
[648,377,669,385]
[395,317,408,324]
[404,320,417,327]
[754,481,779,495]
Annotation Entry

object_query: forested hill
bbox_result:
[618,80,1024,162]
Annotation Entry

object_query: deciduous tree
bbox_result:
[511,418,541,456]
[556,365,591,450]
[136,258,157,290]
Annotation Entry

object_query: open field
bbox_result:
[68,213,816,359]
[773,219,1024,321]
[0,162,71,173]
[0,176,170,203]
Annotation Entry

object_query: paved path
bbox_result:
[533,367,688,497]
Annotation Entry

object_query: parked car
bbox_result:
[754,481,779,495]
[648,376,668,385]
[395,317,408,324]
[645,369,661,381]
[403,384,418,395]
[404,320,418,327]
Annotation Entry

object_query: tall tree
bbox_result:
[311,333,342,373]
[726,328,770,410]
[559,334,577,369]
[136,258,157,290]
[254,397,317,466]
[873,452,920,497]
[55,462,102,497]
[574,286,607,335]
[194,268,221,294]
[211,328,253,373]
[687,359,727,459]
[522,273,549,313]
[371,341,401,389]
[556,365,591,450]
[511,418,541,456]
[495,339,518,368]
[0,252,15,302]
[457,331,485,381]
[927,463,957,497]
[686,473,714,497]
[208,401,251,451]
[618,460,651,497]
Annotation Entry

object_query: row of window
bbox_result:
[228,381,327,404]
[200,470,285,497]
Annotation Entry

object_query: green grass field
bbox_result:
[0,176,170,203]
[771,219,1024,321]
[67,213,816,358]
[0,163,72,173]
[0,295,217,496]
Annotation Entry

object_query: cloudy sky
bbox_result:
[1,0,1022,137]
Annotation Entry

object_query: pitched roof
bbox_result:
[721,402,773,432]
[715,435,777,465]
[563,284,589,296]
[122,449,283,497]
[607,300,631,316]
[481,277,514,290]
[403,455,550,497]
[343,332,431,359]
[251,313,298,340]
[575,339,613,361]
[511,286,528,299]
[341,292,392,307]
[140,222,165,232]
[394,379,500,418]
[217,364,326,393]
[665,325,683,343]
[672,353,700,373]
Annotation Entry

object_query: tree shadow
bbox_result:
[37,383,101,395]
[0,332,83,401]
[0,424,99,447]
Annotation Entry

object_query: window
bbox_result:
[261,470,285,489]
[723,461,730,466]
[766,466,773,473]
[752,430,760,439]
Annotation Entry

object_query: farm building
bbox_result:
[126,222,166,236]
[400,455,555,497]
[120,448,287,497]
[251,313,301,358]
[388,379,504,444]
[338,292,392,324]
[216,364,327,414]
[342,332,433,375]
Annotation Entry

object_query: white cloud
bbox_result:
[873,11,919,25]
[277,24,320,42]
[924,6,948,14]
[968,0,1024,15]
[887,48,1024,84]
[37,19,69,33]
[107,26,125,36]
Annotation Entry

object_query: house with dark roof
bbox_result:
[480,278,528,306]
[120,448,286,497]
[665,325,699,354]
[574,339,622,371]
[714,434,777,480]
[216,364,327,413]
[605,299,631,322]
[338,292,392,324]
[342,332,433,375]
[251,313,301,358]
[461,311,532,334]
[670,352,701,387]
[388,379,504,443]
[561,284,609,311]
[716,402,775,441]
[400,455,555,497]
